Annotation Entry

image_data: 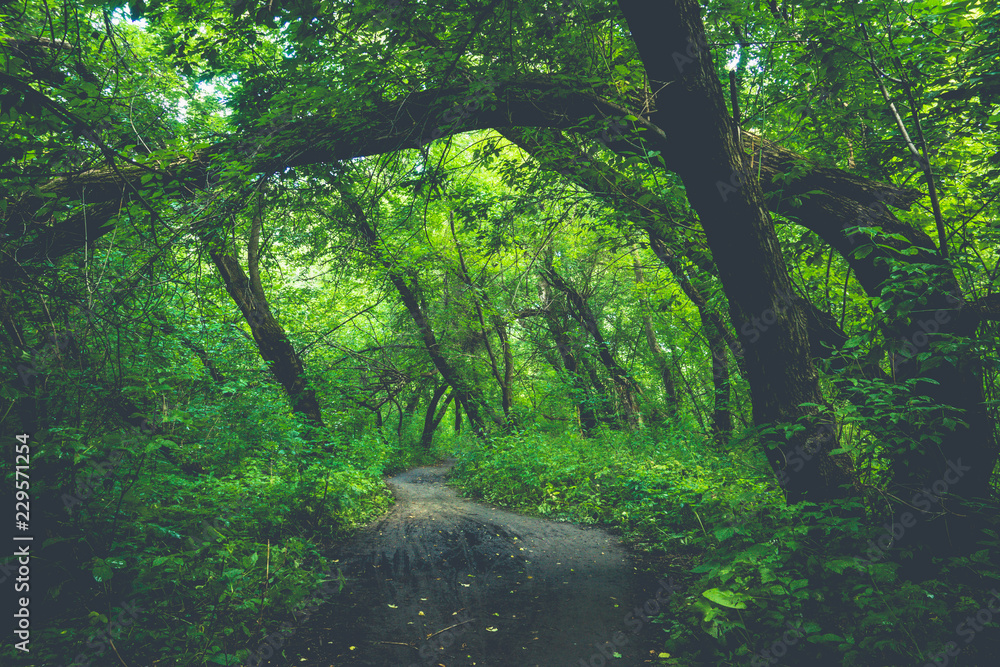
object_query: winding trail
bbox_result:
[262,461,669,666]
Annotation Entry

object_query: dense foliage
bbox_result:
[2,0,999,664]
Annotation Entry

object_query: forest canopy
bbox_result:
[2,0,1000,665]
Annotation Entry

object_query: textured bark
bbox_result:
[205,247,325,433]
[745,136,996,522]
[618,0,855,502]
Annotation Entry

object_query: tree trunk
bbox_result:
[542,260,642,428]
[338,183,499,436]
[419,383,452,449]
[200,202,325,436]
[631,247,678,413]
[617,0,856,502]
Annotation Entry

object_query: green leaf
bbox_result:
[714,526,737,541]
[702,588,747,609]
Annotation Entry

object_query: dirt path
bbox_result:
[261,461,671,666]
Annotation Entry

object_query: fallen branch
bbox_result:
[427,618,475,639]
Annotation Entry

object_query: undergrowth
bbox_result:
[0,395,398,666]
[449,425,1000,667]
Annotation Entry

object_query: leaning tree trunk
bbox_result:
[542,261,643,429]
[337,182,500,436]
[199,201,326,436]
[631,247,679,416]
[617,0,856,503]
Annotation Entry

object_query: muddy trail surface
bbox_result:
[261,461,672,667]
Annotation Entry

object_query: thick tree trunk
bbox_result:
[617,0,855,502]
[419,383,452,449]
[724,136,997,538]
[12,9,991,551]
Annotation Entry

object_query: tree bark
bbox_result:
[7,78,919,268]
[617,0,856,502]
[205,246,326,433]
[419,384,453,450]
[199,200,325,435]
